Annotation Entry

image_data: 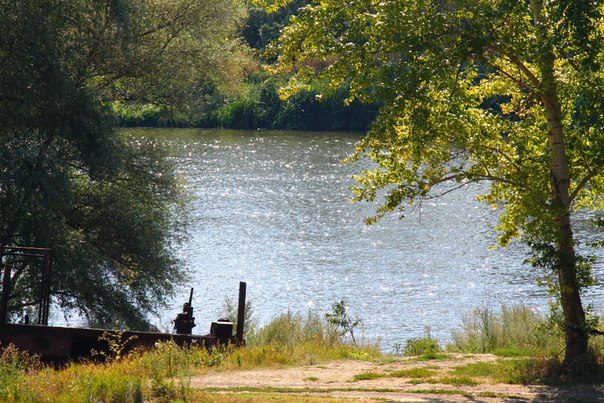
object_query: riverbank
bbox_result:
[2,304,604,401]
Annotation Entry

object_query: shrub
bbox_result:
[404,337,442,357]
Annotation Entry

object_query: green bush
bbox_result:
[403,337,442,357]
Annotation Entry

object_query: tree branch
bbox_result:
[570,169,596,203]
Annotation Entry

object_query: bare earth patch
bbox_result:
[190,354,604,402]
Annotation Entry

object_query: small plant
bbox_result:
[91,331,138,362]
[325,300,362,347]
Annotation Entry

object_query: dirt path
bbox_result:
[190,354,604,402]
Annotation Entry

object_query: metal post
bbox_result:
[40,251,52,325]
[0,265,11,324]
[236,281,246,344]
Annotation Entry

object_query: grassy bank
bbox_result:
[1,306,603,401]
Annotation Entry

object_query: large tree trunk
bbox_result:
[530,0,589,376]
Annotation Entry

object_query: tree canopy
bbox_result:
[264,0,604,375]
[0,0,245,328]
[88,0,249,122]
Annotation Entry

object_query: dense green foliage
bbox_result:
[0,0,217,327]
[215,1,378,132]
[113,0,378,131]
[98,0,249,124]
[242,0,309,58]
[206,74,377,131]
[264,0,604,375]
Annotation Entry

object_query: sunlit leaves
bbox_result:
[268,0,604,253]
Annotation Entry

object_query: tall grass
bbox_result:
[448,305,564,356]
[239,310,379,367]
[248,310,340,348]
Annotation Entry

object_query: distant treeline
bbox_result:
[116,78,378,132]
[114,0,378,132]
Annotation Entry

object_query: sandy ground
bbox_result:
[190,354,604,402]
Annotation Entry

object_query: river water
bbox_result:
[129,128,603,350]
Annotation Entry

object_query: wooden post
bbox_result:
[236,281,246,344]
[0,265,11,324]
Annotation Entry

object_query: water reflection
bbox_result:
[130,128,603,350]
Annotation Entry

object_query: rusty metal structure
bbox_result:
[0,247,247,362]
[0,245,53,325]
[173,287,197,334]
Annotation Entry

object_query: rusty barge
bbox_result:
[0,246,246,362]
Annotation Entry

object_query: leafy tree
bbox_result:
[83,0,249,122]
[0,0,214,328]
[263,0,604,376]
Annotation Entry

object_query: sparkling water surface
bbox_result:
[132,128,603,350]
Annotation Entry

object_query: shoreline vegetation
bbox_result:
[112,75,379,133]
[1,304,603,402]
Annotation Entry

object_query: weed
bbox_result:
[493,347,531,357]
[91,330,138,362]
[248,310,340,348]
[343,350,372,360]
[452,361,498,377]
[220,295,257,339]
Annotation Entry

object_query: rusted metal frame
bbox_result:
[0,245,52,325]
[2,246,52,253]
